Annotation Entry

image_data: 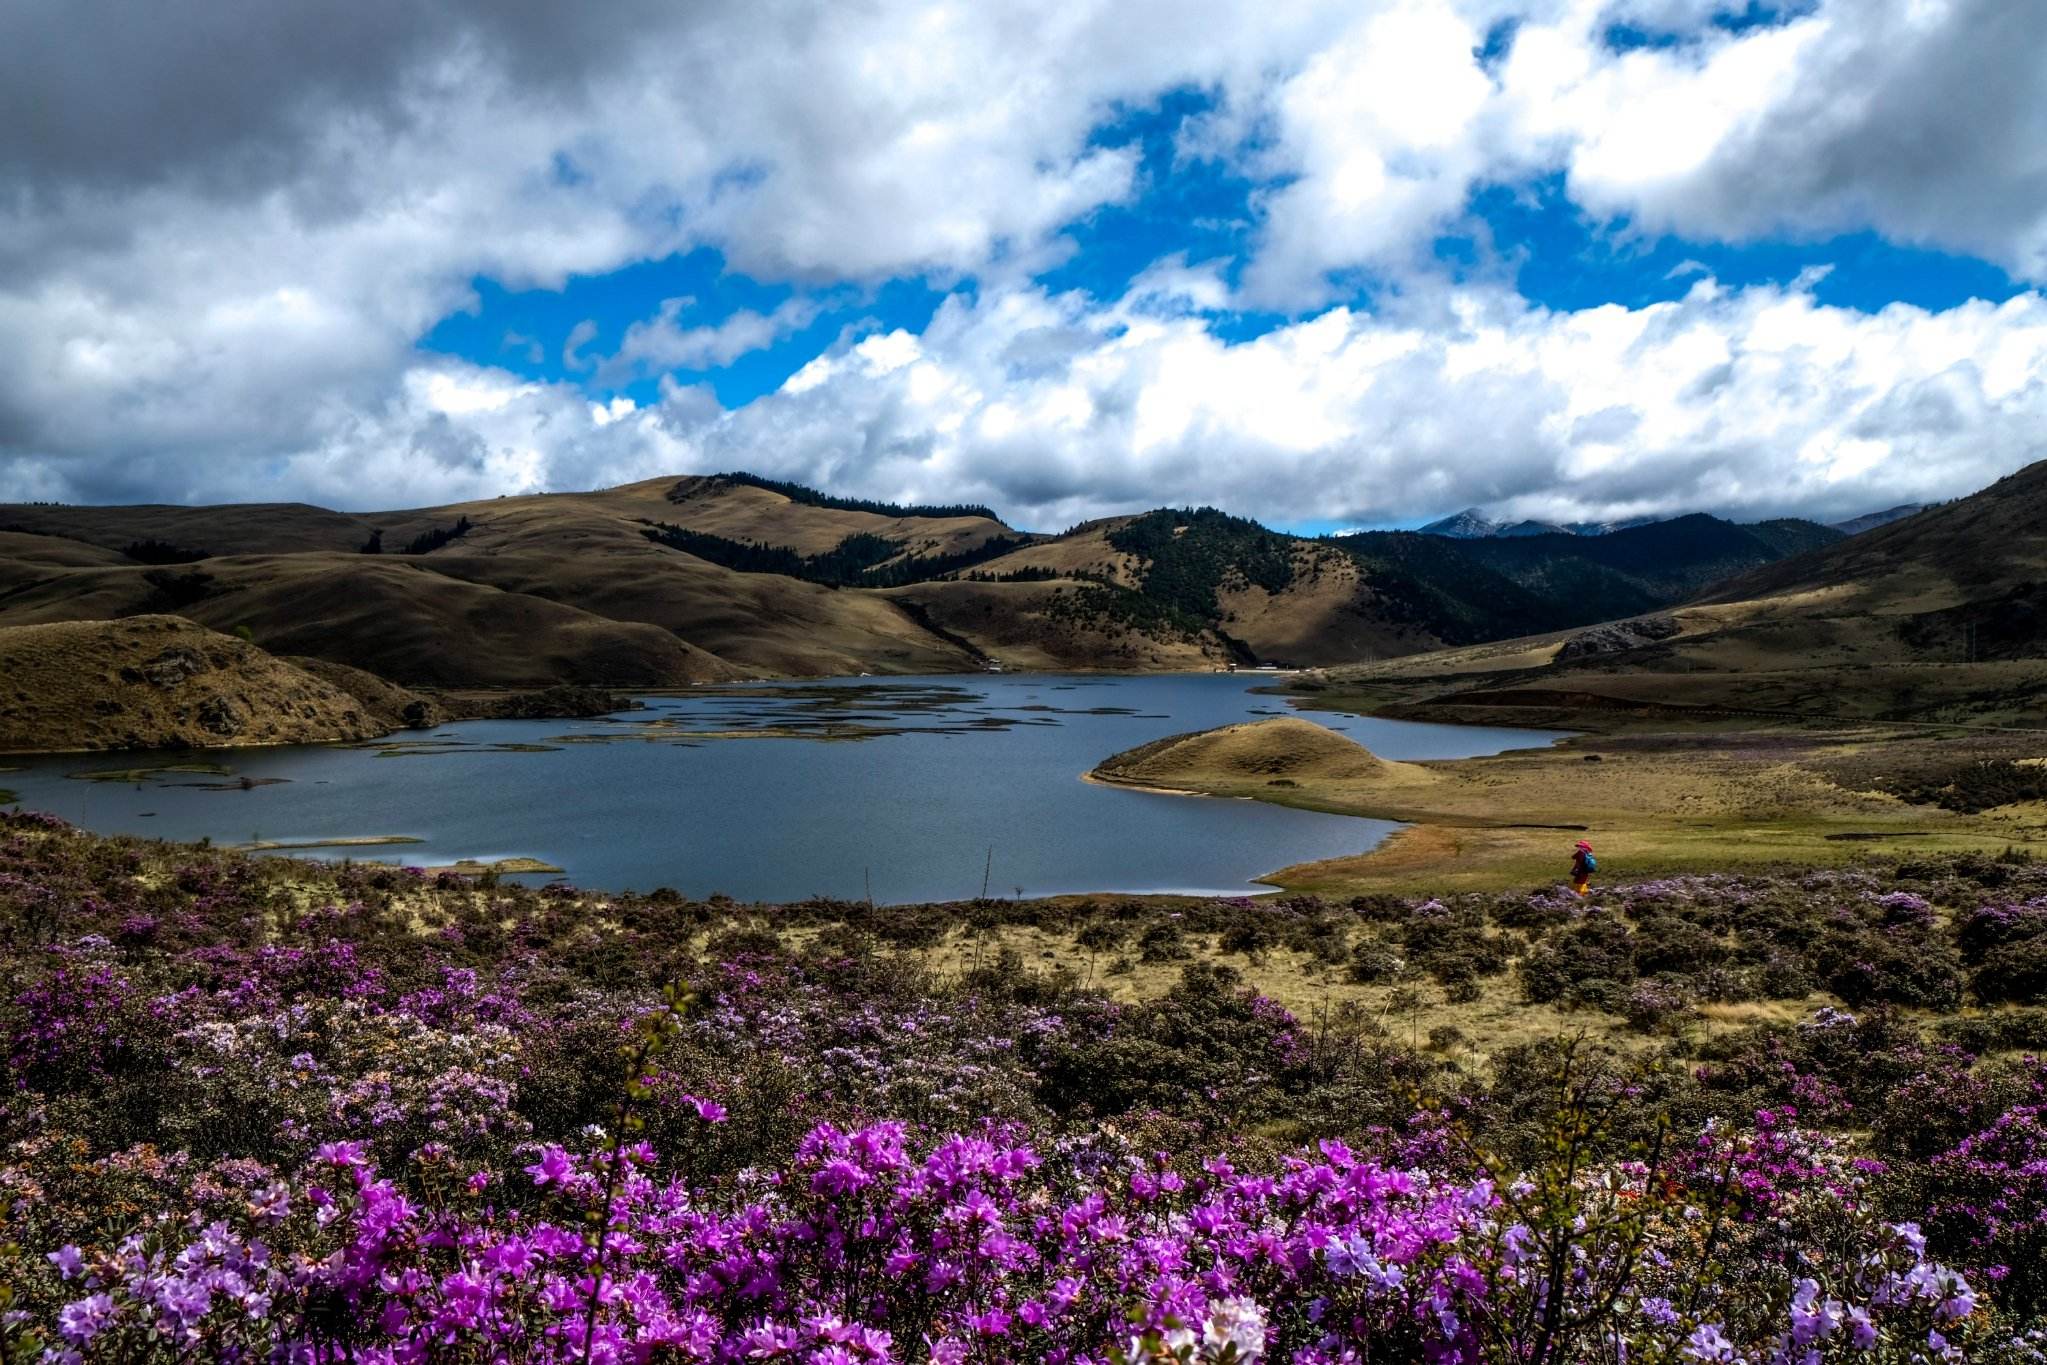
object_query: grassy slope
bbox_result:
[1284,459,2047,733]
[882,578,1236,670]
[0,501,379,556]
[961,509,1847,668]
[657,476,1016,560]
[406,484,983,677]
[966,521,1478,665]
[0,480,1027,684]
[1088,716,2047,896]
[953,517,1145,585]
[1093,715,1433,787]
[0,466,2010,690]
[0,477,1247,684]
[0,615,392,752]
[0,552,741,687]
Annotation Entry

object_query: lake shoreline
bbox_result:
[2,674,1565,901]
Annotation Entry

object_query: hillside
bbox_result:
[0,478,1010,685]
[0,473,1876,693]
[0,616,393,752]
[954,507,1839,664]
[1092,716,1431,788]
[1333,515,1844,637]
[1291,459,2047,729]
[1832,504,1925,536]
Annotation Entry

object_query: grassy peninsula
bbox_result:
[1091,715,2047,894]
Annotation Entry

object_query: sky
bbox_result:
[3,0,2045,533]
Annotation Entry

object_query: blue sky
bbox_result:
[5,0,2045,526]
[422,83,2024,420]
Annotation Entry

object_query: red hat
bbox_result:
[1575,840,1593,851]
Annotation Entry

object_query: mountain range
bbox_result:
[1307,465,2046,727]
[0,475,1854,687]
[0,467,2034,734]
[1417,509,1663,539]
[1417,503,1924,541]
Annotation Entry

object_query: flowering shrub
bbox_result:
[0,812,2039,1357]
[1621,977,1696,1034]
[3,1108,1988,1362]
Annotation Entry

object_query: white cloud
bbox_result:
[1214,0,2047,305]
[595,297,819,385]
[1240,0,1505,302]
[1,0,2044,511]
[665,275,2047,529]
[562,321,601,372]
[1496,0,2047,277]
[503,330,544,365]
[10,272,2040,526]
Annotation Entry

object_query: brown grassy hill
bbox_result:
[0,476,1078,684]
[0,487,997,683]
[656,476,1016,560]
[0,553,740,687]
[1294,459,2047,729]
[0,467,1890,690]
[0,616,391,752]
[965,527,1442,665]
[1093,716,1432,788]
[0,502,378,556]
[0,531,129,572]
[287,657,447,729]
[884,579,1232,670]
[974,524,1615,667]
[1213,544,1457,665]
[408,489,979,676]
[1693,459,2047,659]
[961,517,1145,586]
[0,532,129,603]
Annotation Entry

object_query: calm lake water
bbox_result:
[2,674,1566,902]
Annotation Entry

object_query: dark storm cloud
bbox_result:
[0,2,672,196]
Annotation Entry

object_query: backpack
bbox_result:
[1581,854,1597,872]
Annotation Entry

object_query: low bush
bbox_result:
[0,816,2039,1354]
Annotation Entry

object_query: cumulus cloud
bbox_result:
[1,0,2044,514]
[1239,0,1507,302]
[1218,0,2047,304]
[664,275,2047,529]
[1498,0,2047,279]
[48,272,2027,530]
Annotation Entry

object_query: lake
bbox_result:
[1,674,1567,902]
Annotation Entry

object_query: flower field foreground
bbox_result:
[2,810,2046,1360]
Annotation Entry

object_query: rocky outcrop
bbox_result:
[1555,616,1682,661]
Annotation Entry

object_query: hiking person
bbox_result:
[1571,839,1596,896]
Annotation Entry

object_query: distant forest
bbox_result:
[641,521,1029,588]
[123,539,209,565]
[358,515,474,556]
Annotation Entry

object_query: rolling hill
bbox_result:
[943,506,1842,666]
[0,616,393,752]
[1294,459,2047,728]
[0,471,1869,691]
